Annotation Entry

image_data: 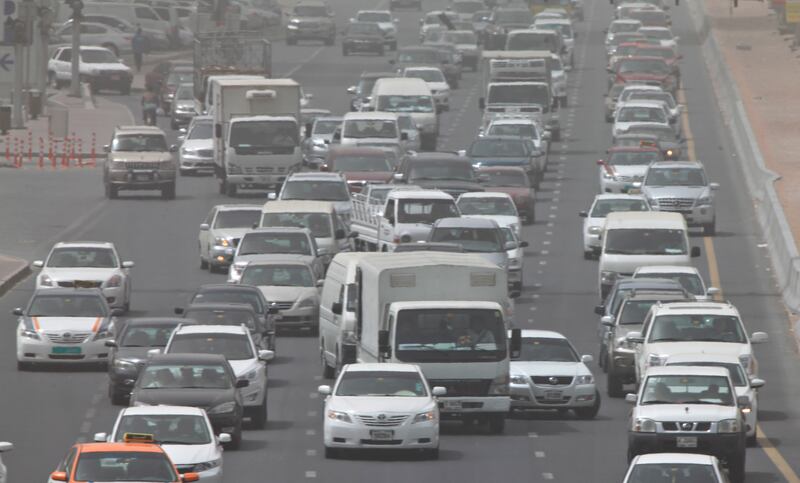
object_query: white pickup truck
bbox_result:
[350,189,459,252]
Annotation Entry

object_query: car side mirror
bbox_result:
[267,192,278,201]
[169,144,178,153]
[147,348,162,357]
[594,304,605,316]
[236,379,250,388]
[750,331,769,344]
[103,144,110,153]
[346,85,357,94]
[509,328,522,359]
[625,393,637,404]
[318,384,332,395]
[316,279,325,288]
[519,241,529,248]
[542,131,551,141]
[50,472,68,482]
[709,182,720,190]
[393,172,404,182]
[258,349,275,362]
[200,223,210,231]
[32,260,44,268]
[504,241,516,250]
[581,354,594,364]
[93,432,108,442]
[706,287,720,297]
[690,246,701,258]
[174,307,185,315]
[122,261,135,268]
[750,378,765,389]
[349,231,358,239]
[12,307,23,316]
[601,315,614,327]
[432,386,446,397]
[456,149,467,157]
[626,331,644,344]
[335,228,346,239]
[579,211,588,218]
[217,433,232,444]
[104,339,117,348]
[331,302,343,315]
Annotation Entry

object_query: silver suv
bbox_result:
[104,126,177,200]
[641,161,719,235]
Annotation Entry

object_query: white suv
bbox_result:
[163,324,274,429]
[627,301,769,383]
[48,46,132,94]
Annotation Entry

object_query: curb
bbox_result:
[0,257,30,297]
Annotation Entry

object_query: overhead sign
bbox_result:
[787,0,800,23]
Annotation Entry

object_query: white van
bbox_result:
[336,111,406,157]
[370,77,438,151]
[598,211,700,299]
[69,3,171,38]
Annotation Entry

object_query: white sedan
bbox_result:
[33,241,134,312]
[633,265,719,301]
[319,363,445,459]
[624,453,727,483]
[96,406,228,483]
[612,101,671,139]
[402,66,450,111]
[509,330,600,418]
[580,194,650,259]
[457,192,522,239]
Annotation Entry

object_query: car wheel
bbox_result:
[105,183,118,199]
[728,452,746,483]
[487,414,505,434]
[607,370,624,398]
[49,72,60,89]
[324,446,339,459]
[161,183,176,200]
[109,384,127,406]
[16,360,32,371]
[226,421,243,450]
[250,395,268,429]
[746,431,757,447]
[574,393,601,419]
[703,221,716,236]
[200,256,208,270]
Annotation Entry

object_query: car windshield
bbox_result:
[377,95,435,113]
[139,363,231,389]
[487,124,538,139]
[646,168,707,186]
[641,374,734,405]
[608,151,662,165]
[627,463,719,483]
[74,452,177,482]
[397,49,439,63]
[169,333,254,361]
[349,22,381,35]
[166,72,192,86]
[313,120,341,135]
[518,337,578,362]
[80,49,118,63]
[336,370,427,397]
[188,121,212,140]
[114,414,211,445]
[281,180,350,201]
[241,264,314,287]
[480,170,530,187]
[295,5,328,16]
[405,69,446,83]
[46,247,118,268]
[610,21,641,33]
[618,58,671,75]
[458,197,517,216]
[618,106,667,123]
[119,324,178,347]
[649,314,746,343]
[229,120,298,152]
[112,134,168,152]
[430,227,502,252]
[343,119,398,139]
[238,232,312,255]
[469,139,528,157]
[28,294,106,317]
[619,300,659,325]
[590,199,650,217]
[190,290,263,313]
[214,210,261,229]
[669,362,747,387]
[409,162,474,181]
[333,155,392,172]
[262,212,332,237]
[357,11,391,21]
[636,272,705,296]
[396,199,460,224]
[630,92,677,108]
[604,228,687,255]
[487,84,549,107]
[175,86,194,100]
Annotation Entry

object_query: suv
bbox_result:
[277,172,354,223]
[641,161,720,235]
[286,1,336,45]
[48,46,132,94]
[627,366,748,483]
[393,153,485,199]
[104,126,177,200]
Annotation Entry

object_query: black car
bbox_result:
[342,21,385,56]
[482,7,536,50]
[106,317,187,405]
[391,46,460,88]
[178,302,263,338]
[130,353,247,449]
[394,153,485,198]
[347,71,395,111]
[463,135,543,187]
[179,284,277,351]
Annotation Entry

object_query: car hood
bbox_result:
[182,139,213,151]
[109,152,172,162]
[615,324,642,339]
[470,156,529,167]
[635,404,737,421]
[346,33,383,40]
[132,388,234,408]
[462,214,518,229]
[411,179,484,192]
[427,81,450,91]
[228,359,261,378]
[294,16,331,23]
[82,62,130,72]
[608,164,649,178]
[40,267,117,281]
[211,228,252,240]
[235,253,315,264]
[601,254,690,275]
[617,72,669,81]
[162,443,219,466]
[328,396,434,414]
[257,286,318,302]
[511,361,590,377]
[471,250,506,267]
[28,316,104,332]
[643,186,708,198]
[646,342,750,359]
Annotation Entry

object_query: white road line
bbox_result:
[528,432,539,438]
[543,240,551,245]
[545,231,553,236]
[535,451,546,458]
[542,473,554,480]
[541,250,549,255]
[539,260,547,265]
[313,375,322,381]
[85,408,96,419]
[79,421,91,434]
[305,471,318,478]
[281,47,326,78]
[306,429,317,436]
[548,214,556,218]
[306,449,317,456]
[546,222,554,227]
[532,294,540,299]
[530,306,537,311]
[307,410,318,417]
[309,392,319,399]
[527,318,534,323]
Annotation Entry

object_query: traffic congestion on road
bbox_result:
[3,0,800,481]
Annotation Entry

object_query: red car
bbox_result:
[632,45,682,83]
[476,166,536,224]
[614,56,677,95]
[323,146,394,193]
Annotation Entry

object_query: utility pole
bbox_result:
[38,2,53,100]
[12,18,24,128]
[66,0,82,97]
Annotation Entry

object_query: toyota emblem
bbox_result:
[681,422,693,430]
[548,376,559,385]
[377,414,387,421]
[63,332,72,340]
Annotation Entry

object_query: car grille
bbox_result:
[121,161,160,170]
[57,280,102,288]
[271,301,295,311]
[196,149,213,158]
[45,331,92,343]
[243,166,287,174]
[662,422,712,432]
[428,379,492,397]
[615,175,643,183]
[531,376,574,386]
[534,395,572,404]
[655,197,695,210]
[356,414,408,427]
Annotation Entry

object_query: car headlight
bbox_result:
[602,169,613,180]
[39,274,54,287]
[600,270,618,285]
[632,417,656,432]
[696,196,712,206]
[106,274,122,288]
[207,401,236,414]
[227,163,242,174]
[508,257,522,270]
[575,375,594,385]
[488,373,509,395]
[297,298,317,309]
[718,419,740,433]
[510,374,528,385]
[327,410,352,423]
[113,359,138,370]
[738,354,751,371]
[193,459,222,472]
[647,353,668,367]
[214,237,232,248]
[413,410,437,423]
[232,261,248,274]
[588,226,602,235]
[181,147,197,156]
[20,328,41,340]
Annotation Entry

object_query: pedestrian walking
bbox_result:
[142,89,158,125]
[132,26,147,73]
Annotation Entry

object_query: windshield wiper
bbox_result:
[678,400,726,405]
[650,337,684,342]
[641,399,672,405]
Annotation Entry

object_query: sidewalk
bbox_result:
[0,254,29,296]
[701,0,800,247]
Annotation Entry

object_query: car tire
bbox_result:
[227,421,243,450]
[105,183,118,199]
[16,360,32,371]
[225,182,237,197]
[583,250,593,260]
[321,347,336,379]
[574,392,601,419]
[746,431,757,447]
[109,384,127,406]
[703,221,716,236]
[728,452,746,483]
[200,256,208,270]
[598,344,607,370]
[607,370,624,398]
[487,414,505,434]
[324,446,339,459]
[250,395,268,429]
[161,183,176,200]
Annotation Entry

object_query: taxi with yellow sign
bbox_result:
[48,433,198,483]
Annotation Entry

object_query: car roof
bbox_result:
[343,111,399,121]
[434,217,499,228]
[261,200,336,214]
[245,226,312,235]
[121,405,206,417]
[621,290,691,302]
[242,258,314,268]
[635,265,701,275]
[76,442,169,454]
[174,324,249,336]
[360,71,396,79]
[489,118,537,125]
[31,287,105,297]
[645,365,730,377]
[517,329,567,339]
[184,302,257,312]
[604,211,685,228]
[633,453,717,465]
[328,145,388,157]
[650,301,740,316]
[52,241,115,249]
[286,172,346,180]
[213,204,262,212]
[115,125,166,135]
[344,362,419,372]
[387,189,454,200]
[593,193,648,202]
[618,100,668,109]
[458,191,513,200]
[615,277,685,290]
[647,160,704,169]
[148,353,228,364]
[664,352,743,365]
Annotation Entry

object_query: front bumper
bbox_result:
[171,110,195,126]
[107,169,176,189]
[180,154,215,172]
[583,231,601,252]
[437,396,510,416]
[17,337,109,364]
[226,173,287,187]
[240,379,266,407]
[324,417,439,450]
[344,40,383,52]
[628,432,744,461]
[275,306,319,330]
[510,381,597,409]
[652,205,715,226]
[209,245,236,267]
[177,465,221,483]
[286,25,334,39]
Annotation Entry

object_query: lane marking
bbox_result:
[542,473,554,480]
[305,429,317,436]
[535,451,545,458]
[306,449,317,456]
[528,432,538,438]
[305,471,318,478]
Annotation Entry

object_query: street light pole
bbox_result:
[67,0,82,98]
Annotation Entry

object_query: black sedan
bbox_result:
[342,21,385,56]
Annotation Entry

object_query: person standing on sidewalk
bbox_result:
[132,26,147,73]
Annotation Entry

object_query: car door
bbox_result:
[333,214,351,252]
[54,48,71,80]
[200,207,218,259]
[633,310,654,381]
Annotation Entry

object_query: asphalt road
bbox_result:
[1,0,800,481]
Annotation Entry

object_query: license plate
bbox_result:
[370,430,393,441]
[676,436,697,448]
[134,173,152,181]
[110,75,120,80]
[52,346,82,354]
[444,400,462,410]
[544,390,562,401]
[74,280,96,288]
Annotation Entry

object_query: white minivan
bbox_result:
[369,77,439,151]
[598,212,700,299]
